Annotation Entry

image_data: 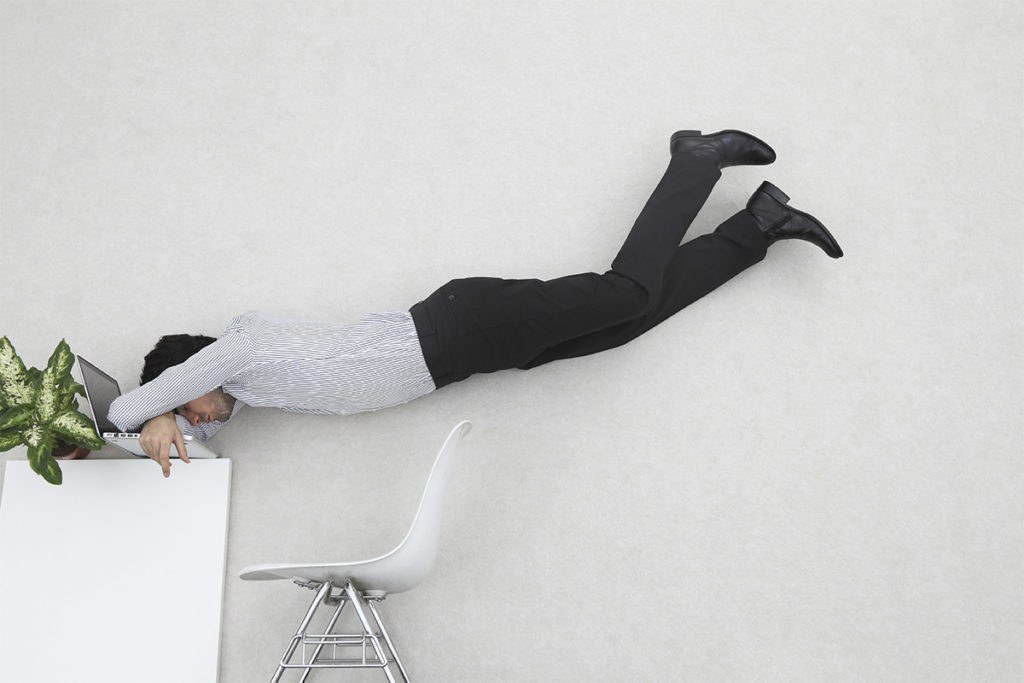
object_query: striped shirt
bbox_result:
[108,310,436,439]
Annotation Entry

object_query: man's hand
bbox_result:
[139,412,190,478]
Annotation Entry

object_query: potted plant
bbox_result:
[0,337,106,485]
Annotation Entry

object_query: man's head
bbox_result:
[177,388,236,426]
[140,334,216,385]
[141,333,235,425]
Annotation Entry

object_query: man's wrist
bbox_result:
[142,412,176,428]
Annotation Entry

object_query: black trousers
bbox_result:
[410,153,770,389]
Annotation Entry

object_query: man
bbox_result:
[109,129,842,477]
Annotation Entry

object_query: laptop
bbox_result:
[76,356,220,459]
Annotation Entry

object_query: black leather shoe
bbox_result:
[670,129,776,169]
[747,181,844,258]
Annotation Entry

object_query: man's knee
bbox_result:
[604,271,654,317]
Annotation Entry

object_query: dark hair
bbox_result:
[140,334,217,385]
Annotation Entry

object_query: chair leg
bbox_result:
[343,582,402,683]
[298,592,349,683]
[271,580,333,683]
[366,598,410,683]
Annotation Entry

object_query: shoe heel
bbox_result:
[670,130,703,154]
[671,130,702,141]
[758,180,790,205]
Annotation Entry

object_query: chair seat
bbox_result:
[240,550,412,595]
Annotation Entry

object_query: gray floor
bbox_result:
[2,2,1021,681]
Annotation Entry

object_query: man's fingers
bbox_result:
[160,445,171,478]
[138,412,186,478]
[173,434,190,464]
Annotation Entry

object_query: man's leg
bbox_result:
[411,130,777,387]
[599,129,774,307]
[605,151,722,308]
[520,210,769,368]
[520,180,844,368]
[412,153,722,387]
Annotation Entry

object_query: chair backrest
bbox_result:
[362,420,472,594]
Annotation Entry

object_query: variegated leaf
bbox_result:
[55,380,82,414]
[45,339,75,382]
[40,457,63,485]
[26,439,45,470]
[0,430,22,452]
[0,404,33,430]
[57,390,74,414]
[21,423,45,448]
[25,367,42,407]
[0,337,33,408]
[37,369,60,424]
[27,438,62,485]
[50,409,105,450]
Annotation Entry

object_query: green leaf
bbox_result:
[57,391,74,414]
[0,430,22,452]
[24,367,42,406]
[37,340,77,423]
[21,423,45,448]
[50,409,105,450]
[0,337,34,408]
[37,368,61,424]
[53,379,83,414]
[40,458,63,485]
[0,405,33,431]
[45,339,75,383]
[65,379,86,398]
[27,437,62,485]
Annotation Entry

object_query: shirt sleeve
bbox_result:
[107,333,251,432]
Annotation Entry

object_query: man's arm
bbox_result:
[108,332,250,431]
[111,333,249,477]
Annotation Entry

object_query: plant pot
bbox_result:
[52,440,90,460]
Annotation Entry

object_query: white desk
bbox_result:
[0,459,231,683]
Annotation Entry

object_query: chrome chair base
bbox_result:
[270,580,409,683]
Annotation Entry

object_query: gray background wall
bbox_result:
[1,1,1020,681]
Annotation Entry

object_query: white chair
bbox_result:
[239,421,472,683]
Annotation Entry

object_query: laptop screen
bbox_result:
[76,357,122,434]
